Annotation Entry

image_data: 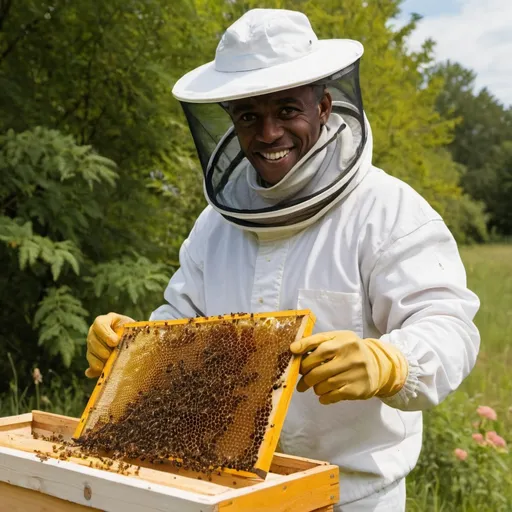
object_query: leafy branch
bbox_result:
[0,217,81,280]
[33,286,89,367]
[88,253,170,305]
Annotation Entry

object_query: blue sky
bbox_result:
[400,0,461,18]
[396,0,511,107]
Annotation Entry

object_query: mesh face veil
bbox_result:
[180,60,369,230]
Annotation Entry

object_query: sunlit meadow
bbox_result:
[407,245,512,511]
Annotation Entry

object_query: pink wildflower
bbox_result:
[477,405,497,421]
[454,448,468,461]
[486,431,507,449]
[472,433,486,446]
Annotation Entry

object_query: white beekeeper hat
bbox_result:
[172,8,364,103]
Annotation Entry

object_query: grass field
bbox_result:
[1,244,511,510]
[407,245,512,511]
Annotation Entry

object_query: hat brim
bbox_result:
[172,39,363,103]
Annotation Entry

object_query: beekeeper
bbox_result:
[85,9,480,511]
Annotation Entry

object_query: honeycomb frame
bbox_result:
[74,310,315,479]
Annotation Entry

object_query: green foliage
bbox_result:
[87,254,171,320]
[0,127,117,233]
[0,359,91,418]
[0,125,175,389]
[33,287,89,367]
[0,127,112,372]
[408,397,511,511]
[0,0,207,260]
[0,217,81,279]
[464,142,512,236]
[434,62,512,236]
[435,62,512,170]
[0,0,208,394]
[441,194,489,245]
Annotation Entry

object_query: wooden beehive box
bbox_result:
[0,411,339,511]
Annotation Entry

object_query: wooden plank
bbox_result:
[22,413,332,479]
[0,446,217,512]
[0,412,32,434]
[0,416,281,492]
[123,310,315,329]
[0,481,100,511]
[217,465,339,511]
[0,430,270,492]
[254,314,316,476]
[0,479,336,512]
[0,412,33,428]
[270,452,328,475]
[0,432,229,496]
[32,411,80,437]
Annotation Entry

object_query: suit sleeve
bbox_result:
[369,219,480,411]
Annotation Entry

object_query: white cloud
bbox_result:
[405,0,512,107]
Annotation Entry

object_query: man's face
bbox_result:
[227,86,332,185]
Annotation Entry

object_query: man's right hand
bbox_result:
[85,312,135,378]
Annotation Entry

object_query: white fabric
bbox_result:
[172,9,363,102]
[151,164,480,505]
[215,9,318,72]
[337,479,405,511]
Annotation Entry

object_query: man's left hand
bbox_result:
[289,331,408,404]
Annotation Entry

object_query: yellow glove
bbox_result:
[289,331,408,404]
[85,312,135,378]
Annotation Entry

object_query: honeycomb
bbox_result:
[75,311,315,477]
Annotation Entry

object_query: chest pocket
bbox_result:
[297,289,364,337]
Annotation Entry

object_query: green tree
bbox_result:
[0,0,210,393]
[0,128,110,376]
[464,142,512,235]
[435,61,512,170]
[434,61,512,235]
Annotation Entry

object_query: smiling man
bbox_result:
[226,85,332,185]
[84,9,480,511]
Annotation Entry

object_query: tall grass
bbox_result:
[407,245,512,511]
[0,367,91,419]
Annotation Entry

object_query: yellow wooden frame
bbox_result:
[73,310,316,478]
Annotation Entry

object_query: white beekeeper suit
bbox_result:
[152,9,480,511]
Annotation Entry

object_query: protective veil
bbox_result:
[181,65,369,231]
[172,9,369,233]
